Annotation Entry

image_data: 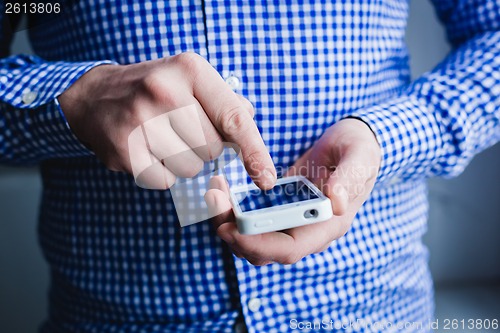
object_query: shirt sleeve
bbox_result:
[0,54,117,166]
[349,0,500,184]
[0,7,117,166]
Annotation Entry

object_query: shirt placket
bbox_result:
[202,1,275,332]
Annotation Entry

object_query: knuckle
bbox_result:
[170,52,205,75]
[122,100,146,127]
[140,73,178,106]
[219,107,248,137]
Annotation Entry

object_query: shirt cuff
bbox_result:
[348,94,443,184]
[0,56,116,109]
[36,99,95,159]
[0,57,118,162]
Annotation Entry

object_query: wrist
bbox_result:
[336,118,382,173]
[341,116,380,147]
[58,64,121,125]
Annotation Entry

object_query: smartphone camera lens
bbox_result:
[304,209,318,219]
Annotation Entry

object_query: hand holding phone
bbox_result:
[229,176,333,235]
[205,119,380,266]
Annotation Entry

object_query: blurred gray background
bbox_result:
[1,1,499,332]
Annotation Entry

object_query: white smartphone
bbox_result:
[228,175,333,235]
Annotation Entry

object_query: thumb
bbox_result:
[325,173,350,216]
[204,175,234,230]
[325,159,368,216]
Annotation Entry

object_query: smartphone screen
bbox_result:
[234,180,319,212]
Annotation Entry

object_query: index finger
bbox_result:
[192,63,276,189]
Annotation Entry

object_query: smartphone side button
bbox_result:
[254,220,273,228]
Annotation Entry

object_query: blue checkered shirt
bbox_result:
[1,1,499,332]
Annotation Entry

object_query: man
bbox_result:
[1,1,498,332]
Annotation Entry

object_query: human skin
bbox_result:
[58,52,277,190]
[59,53,381,264]
[205,118,381,265]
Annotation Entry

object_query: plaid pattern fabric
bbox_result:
[1,1,499,332]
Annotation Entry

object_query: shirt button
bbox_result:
[22,90,38,105]
[225,75,240,90]
[247,298,261,312]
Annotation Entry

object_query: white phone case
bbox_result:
[229,176,333,235]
